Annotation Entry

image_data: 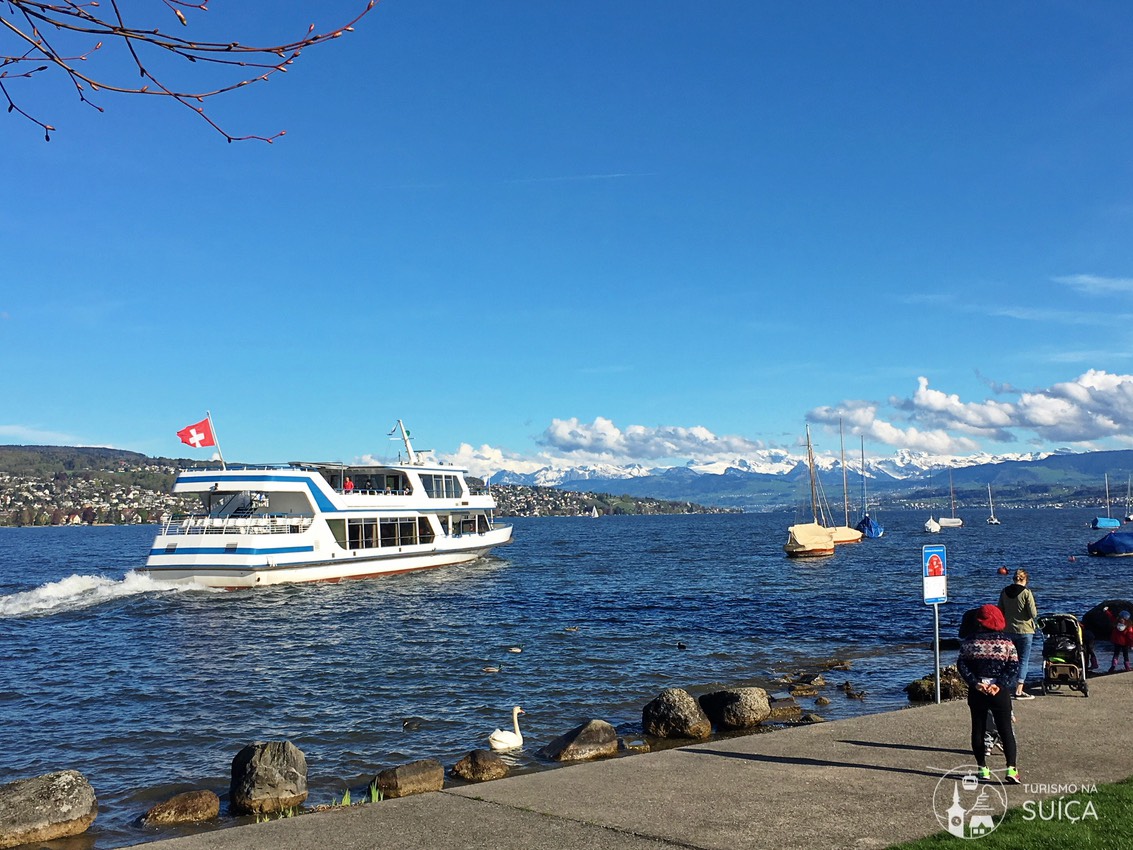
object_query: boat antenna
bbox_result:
[389,420,418,465]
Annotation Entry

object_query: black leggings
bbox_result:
[968,689,1016,767]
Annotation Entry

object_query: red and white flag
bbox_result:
[177,418,215,449]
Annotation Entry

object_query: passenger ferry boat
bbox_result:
[141,422,512,589]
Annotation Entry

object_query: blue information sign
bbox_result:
[922,544,947,604]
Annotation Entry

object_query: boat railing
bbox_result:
[161,514,315,536]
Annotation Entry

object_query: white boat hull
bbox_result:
[143,526,512,589]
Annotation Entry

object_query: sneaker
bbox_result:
[1005,767,1020,784]
[1125,663,1131,672]
[978,766,991,781]
[1013,692,1035,700]
[1109,666,1117,674]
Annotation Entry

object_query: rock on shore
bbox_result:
[642,688,712,739]
[0,770,97,849]
[698,687,771,730]
[142,790,220,826]
[538,719,619,762]
[229,741,308,815]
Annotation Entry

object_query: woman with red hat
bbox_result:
[957,603,1022,784]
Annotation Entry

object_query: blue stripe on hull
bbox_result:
[149,545,314,557]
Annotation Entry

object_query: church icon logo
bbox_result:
[932,766,1008,839]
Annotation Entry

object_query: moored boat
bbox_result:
[141,421,512,588]
[785,426,836,558]
[938,470,963,527]
[1087,531,1133,557]
[986,483,1001,525]
[1092,473,1122,529]
[924,516,941,534]
[854,436,884,538]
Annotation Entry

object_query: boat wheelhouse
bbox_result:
[141,422,512,588]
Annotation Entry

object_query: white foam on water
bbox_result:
[0,570,213,618]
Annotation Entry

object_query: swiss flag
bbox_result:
[177,418,215,449]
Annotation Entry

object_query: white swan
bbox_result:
[488,706,525,750]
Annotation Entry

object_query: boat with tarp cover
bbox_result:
[141,421,512,588]
[1087,531,1133,558]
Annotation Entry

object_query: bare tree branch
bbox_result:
[0,0,376,142]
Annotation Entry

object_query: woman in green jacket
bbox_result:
[999,568,1039,699]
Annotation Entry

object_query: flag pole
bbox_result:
[206,410,227,470]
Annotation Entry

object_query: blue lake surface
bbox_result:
[0,509,1127,847]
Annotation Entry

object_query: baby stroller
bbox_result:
[1037,613,1089,698]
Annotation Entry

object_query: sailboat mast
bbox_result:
[859,436,867,514]
[840,419,850,527]
[806,425,820,523]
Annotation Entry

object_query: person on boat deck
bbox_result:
[957,604,1021,785]
[344,477,354,493]
[1103,607,1133,672]
[998,569,1038,700]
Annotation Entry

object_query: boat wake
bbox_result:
[0,571,210,618]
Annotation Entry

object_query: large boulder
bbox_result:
[642,688,711,740]
[539,719,619,762]
[451,750,509,783]
[375,758,444,799]
[229,741,308,815]
[142,790,220,826]
[698,687,772,730]
[0,770,97,849]
[905,666,967,702]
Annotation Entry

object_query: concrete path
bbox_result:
[140,673,1132,850]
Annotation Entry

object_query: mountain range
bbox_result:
[489,448,1133,511]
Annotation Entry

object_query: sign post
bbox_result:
[922,544,948,704]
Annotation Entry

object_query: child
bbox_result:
[1104,607,1133,672]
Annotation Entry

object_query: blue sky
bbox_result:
[3,1,1133,476]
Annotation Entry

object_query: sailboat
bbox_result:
[924,516,941,533]
[1092,473,1122,530]
[939,470,963,528]
[830,420,863,545]
[854,435,884,538]
[986,483,1001,525]
[784,426,836,558]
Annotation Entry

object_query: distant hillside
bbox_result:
[0,447,729,525]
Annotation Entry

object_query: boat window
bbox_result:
[343,516,424,549]
[438,515,450,535]
[420,474,463,499]
[477,514,490,533]
[326,519,347,548]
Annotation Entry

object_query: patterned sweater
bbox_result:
[958,632,1020,691]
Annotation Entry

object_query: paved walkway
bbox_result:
[141,673,1132,850]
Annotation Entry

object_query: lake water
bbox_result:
[0,508,1127,848]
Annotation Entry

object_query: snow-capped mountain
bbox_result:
[491,448,1058,487]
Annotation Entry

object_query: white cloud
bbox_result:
[812,371,1133,452]
[538,416,767,464]
[1053,274,1133,296]
[436,443,550,480]
[0,424,81,445]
